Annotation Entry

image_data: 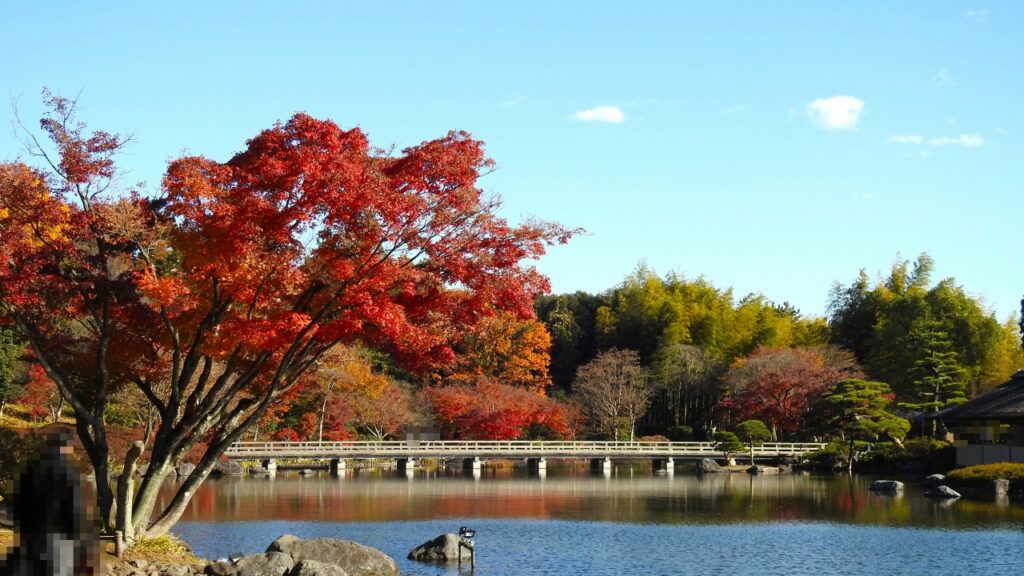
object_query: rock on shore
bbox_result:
[108,535,397,576]
[266,534,398,576]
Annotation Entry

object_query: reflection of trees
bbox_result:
[165,471,1024,529]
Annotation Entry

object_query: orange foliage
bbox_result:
[438,312,552,394]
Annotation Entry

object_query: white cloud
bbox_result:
[890,134,924,144]
[723,104,747,115]
[500,96,526,108]
[806,96,864,131]
[965,8,990,20]
[929,134,984,148]
[932,68,957,88]
[573,105,625,124]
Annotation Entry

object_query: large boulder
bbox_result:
[204,561,239,576]
[695,458,724,474]
[920,474,945,488]
[869,480,904,492]
[177,462,197,477]
[234,552,294,576]
[925,485,961,499]
[267,535,398,576]
[212,460,244,477]
[407,533,461,563]
[291,560,349,576]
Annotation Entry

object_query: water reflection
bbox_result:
[162,463,1024,530]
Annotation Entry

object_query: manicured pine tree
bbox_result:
[820,379,909,472]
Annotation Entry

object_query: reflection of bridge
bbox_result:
[224,440,826,475]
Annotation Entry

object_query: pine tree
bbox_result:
[899,323,967,436]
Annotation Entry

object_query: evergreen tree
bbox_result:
[899,323,967,436]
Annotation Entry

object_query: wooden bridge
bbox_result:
[224,440,826,474]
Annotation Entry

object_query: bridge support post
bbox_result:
[590,457,612,476]
[262,459,277,475]
[329,459,346,477]
[653,458,674,475]
[527,457,547,474]
[397,458,417,475]
[462,457,482,475]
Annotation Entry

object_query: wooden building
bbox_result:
[936,369,1024,466]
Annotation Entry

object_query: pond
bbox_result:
[167,463,1024,575]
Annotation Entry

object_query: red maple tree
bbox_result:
[719,346,862,439]
[0,92,576,537]
[422,380,575,440]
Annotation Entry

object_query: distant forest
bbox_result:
[535,253,1022,439]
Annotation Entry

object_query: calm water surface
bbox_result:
[167,464,1024,575]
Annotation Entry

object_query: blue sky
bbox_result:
[2,2,1021,319]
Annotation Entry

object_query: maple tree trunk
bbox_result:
[75,417,115,531]
[0,399,5,419]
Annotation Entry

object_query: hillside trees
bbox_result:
[829,254,1005,399]
[535,291,605,391]
[649,344,723,438]
[0,93,575,539]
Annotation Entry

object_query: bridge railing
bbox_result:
[224,440,826,458]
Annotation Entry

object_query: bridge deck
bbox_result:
[225,440,825,461]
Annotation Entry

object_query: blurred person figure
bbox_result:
[1,428,97,576]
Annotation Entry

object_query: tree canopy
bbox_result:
[0,92,575,538]
[829,254,1013,398]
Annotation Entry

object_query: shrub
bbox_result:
[0,427,45,497]
[947,462,1024,482]
[804,442,845,471]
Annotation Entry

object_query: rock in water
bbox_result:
[747,465,763,475]
[920,474,945,488]
[407,534,461,563]
[869,480,904,492]
[291,560,350,576]
[696,458,724,473]
[234,552,294,576]
[267,535,398,576]
[212,460,244,477]
[925,485,961,499]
